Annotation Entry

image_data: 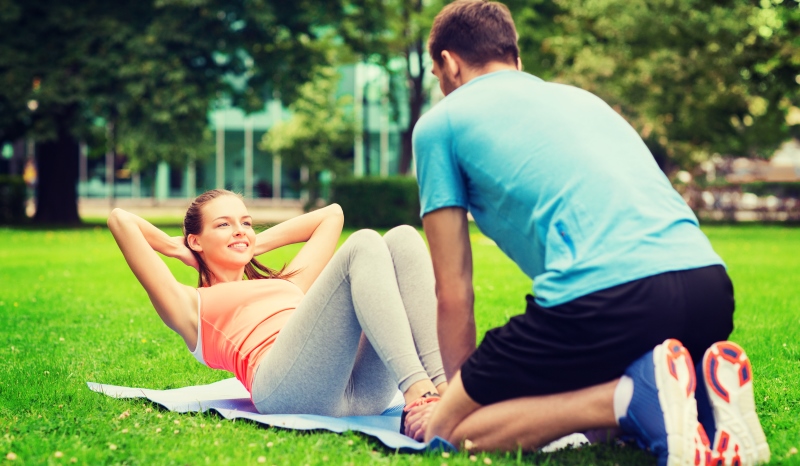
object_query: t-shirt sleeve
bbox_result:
[412,107,468,218]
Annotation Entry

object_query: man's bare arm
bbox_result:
[422,207,475,381]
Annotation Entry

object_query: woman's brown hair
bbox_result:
[183,189,296,287]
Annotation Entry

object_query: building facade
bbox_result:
[1,61,439,204]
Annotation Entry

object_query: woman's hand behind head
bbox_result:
[171,236,200,271]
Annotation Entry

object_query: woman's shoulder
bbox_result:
[198,278,303,295]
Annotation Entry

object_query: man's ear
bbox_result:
[187,234,202,252]
[441,50,461,79]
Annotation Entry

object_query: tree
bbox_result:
[503,0,565,82]
[260,66,354,209]
[510,0,800,172]
[337,0,444,175]
[0,0,363,224]
[0,1,125,224]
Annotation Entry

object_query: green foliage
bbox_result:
[503,0,566,81]
[0,0,383,223]
[331,176,421,228]
[335,0,445,174]
[509,0,800,171]
[0,175,26,224]
[260,66,355,208]
[0,0,359,166]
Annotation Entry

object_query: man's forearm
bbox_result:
[422,207,475,382]
[437,293,476,381]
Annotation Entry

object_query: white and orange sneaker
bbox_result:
[696,341,770,466]
[619,339,712,466]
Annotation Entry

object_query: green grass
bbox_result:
[0,224,798,465]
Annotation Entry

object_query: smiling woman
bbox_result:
[106,189,447,435]
[181,190,295,287]
[184,193,260,282]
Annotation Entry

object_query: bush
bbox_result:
[331,176,422,229]
[0,175,26,224]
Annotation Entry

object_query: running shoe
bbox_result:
[618,339,711,466]
[697,341,770,466]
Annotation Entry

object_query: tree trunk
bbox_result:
[33,127,81,225]
[399,35,426,175]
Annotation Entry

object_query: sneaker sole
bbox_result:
[654,339,711,466]
[703,342,770,465]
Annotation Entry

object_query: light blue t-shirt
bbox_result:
[413,70,724,307]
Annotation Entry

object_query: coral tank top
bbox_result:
[196,279,304,393]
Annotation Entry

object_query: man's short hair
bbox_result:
[428,0,519,68]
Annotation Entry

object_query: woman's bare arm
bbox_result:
[254,204,344,293]
[107,208,198,347]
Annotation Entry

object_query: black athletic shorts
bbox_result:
[460,265,734,406]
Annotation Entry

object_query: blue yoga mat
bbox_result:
[88,378,587,452]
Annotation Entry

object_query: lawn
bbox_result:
[0,223,798,465]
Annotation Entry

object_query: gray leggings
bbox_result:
[251,225,446,417]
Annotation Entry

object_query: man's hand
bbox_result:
[403,401,440,442]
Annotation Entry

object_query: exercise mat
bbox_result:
[88,377,587,453]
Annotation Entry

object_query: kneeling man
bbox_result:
[405,1,770,465]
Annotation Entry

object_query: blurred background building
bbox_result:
[0,63,431,201]
[1,0,798,224]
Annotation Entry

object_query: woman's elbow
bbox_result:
[107,208,131,231]
[107,208,123,228]
[327,203,344,219]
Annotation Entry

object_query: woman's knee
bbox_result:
[344,229,386,254]
[383,224,424,249]
[384,224,417,241]
[348,228,382,243]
